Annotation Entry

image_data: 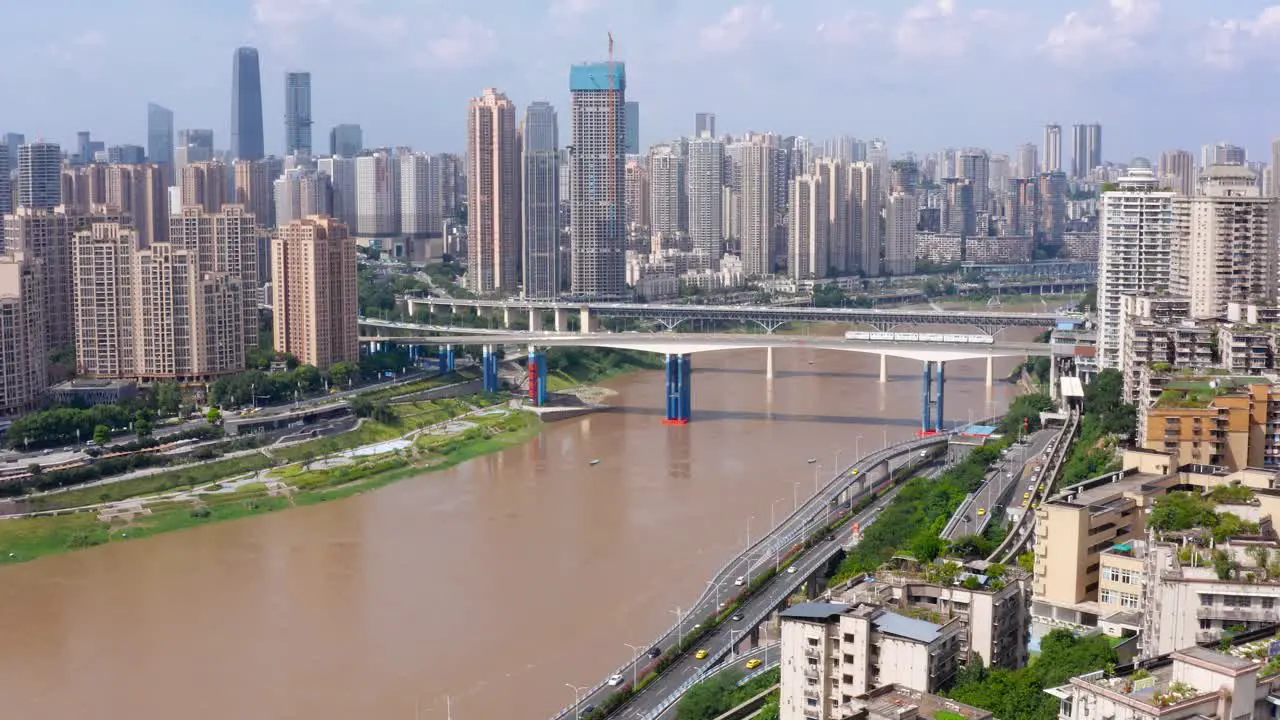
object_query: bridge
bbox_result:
[357,323,1051,433]
[552,433,955,720]
[402,297,1072,334]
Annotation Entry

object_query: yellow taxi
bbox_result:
[1023,492,1031,500]
[695,649,709,660]
[977,507,986,516]
[746,658,762,669]
[851,469,859,476]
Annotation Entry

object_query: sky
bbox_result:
[6,0,1280,162]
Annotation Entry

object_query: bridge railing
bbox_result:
[988,409,1079,564]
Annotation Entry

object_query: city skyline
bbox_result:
[6,1,1280,159]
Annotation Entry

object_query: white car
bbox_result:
[608,674,624,686]
[733,576,745,586]
[787,566,797,574]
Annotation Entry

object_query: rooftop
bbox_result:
[854,685,993,720]
[779,602,850,623]
[1050,469,1174,509]
[873,611,944,644]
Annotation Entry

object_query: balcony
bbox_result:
[804,667,820,679]
[803,709,821,720]
[1196,605,1279,622]
[804,688,821,700]
[805,647,822,659]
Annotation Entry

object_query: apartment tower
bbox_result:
[849,161,880,276]
[884,192,919,275]
[648,144,685,241]
[1043,124,1062,174]
[271,216,358,369]
[0,251,46,416]
[686,132,725,265]
[466,88,519,294]
[399,152,440,238]
[521,101,561,298]
[569,61,627,298]
[739,138,777,276]
[354,151,399,236]
[814,157,848,273]
[788,173,827,280]
[233,159,273,227]
[181,161,229,213]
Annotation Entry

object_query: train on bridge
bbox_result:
[844,331,995,344]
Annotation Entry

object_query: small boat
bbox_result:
[589,459,601,466]
[806,458,817,464]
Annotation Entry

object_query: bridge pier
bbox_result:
[921,362,933,433]
[986,355,994,387]
[765,347,774,379]
[527,348,548,406]
[528,308,543,332]
[663,353,692,425]
[580,306,598,334]
[879,353,887,383]
[502,306,512,329]
[935,361,946,433]
[482,345,500,393]
[920,361,947,433]
[1050,354,1059,400]
[554,308,570,333]
[438,344,456,374]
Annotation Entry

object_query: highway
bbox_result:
[944,429,1057,540]
[556,435,948,720]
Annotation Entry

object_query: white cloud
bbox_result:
[250,0,407,47]
[815,10,880,46]
[894,0,1008,59]
[43,29,108,65]
[420,17,498,68]
[1201,6,1280,70]
[698,4,781,53]
[549,0,600,19]
[1042,0,1160,64]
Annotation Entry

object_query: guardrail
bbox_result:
[987,409,1079,563]
[940,491,976,538]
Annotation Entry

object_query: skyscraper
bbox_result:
[814,157,847,273]
[686,133,724,265]
[0,145,10,215]
[569,61,627,298]
[1043,124,1062,174]
[355,152,399,236]
[147,103,174,166]
[1158,150,1196,197]
[1097,160,1175,368]
[1072,123,1102,179]
[233,159,273,227]
[648,145,685,240]
[284,71,313,156]
[231,47,265,161]
[739,139,776,276]
[400,153,440,238]
[1171,165,1277,319]
[695,112,716,139]
[1,133,22,175]
[0,251,46,416]
[849,161,880,276]
[624,101,640,155]
[18,142,62,210]
[958,149,990,212]
[1204,142,1246,168]
[181,161,229,213]
[274,168,330,227]
[1015,143,1038,179]
[788,173,826,280]
[884,192,919,275]
[272,216,358,369]
[329,124,363,157]
[521,101,560,298]
[466,88,519,294]
[317,156,357,228]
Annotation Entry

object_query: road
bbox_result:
[557,436,947,719]
[945,429,1057,540]
[651,643,782,720]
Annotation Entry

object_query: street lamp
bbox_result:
[565,684,589,720]
[707,579,722,608]
[793,481,800,511]
[855,434,863,461]
[624,643,643,687]
[670,606,684,647]
[771,497,785,530]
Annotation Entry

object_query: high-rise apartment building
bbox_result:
[231,47,265,161]
[233,159,272,227]
[329,124,362,157]
[624,159,649,229]
[1038,171,1068,243]
[1171,165,1277,319]
[70,223,136,378]
[434,153,465,226]
[61,164,106,211]
[788,173,826,280]
[686,133,724,265]
[849,161,880,276]
[2,133,23,176]
[521,101,560,299]
[1070,123,1100,179]
[18,142,62,210]
[648,145,685,240]
[317,155,357,228]
[1204,142,1246,168]
[466,88,519,294]
[1043,124,1062,173]
[884,192,919,275]
[284,71,313,156]
[170,205,260,355]
[1015,143,1038,179]
[1158,149,1196,196]
[694,112,716,139]
[274,168,330,227]
[105,163,169,245]
[272,216,357,369]
[0,145,10,215]
[569,61,627,298]
[1272,139,1280,199]
[941,178,976,236]
[958,149,990,212]
[739,139,776,276]
[0,251,46,417]
[181,161,229,213]
[399,153,440,238]
[1097,160,1176,368]
[1005,178,1039,238]
[813,158,847,273]
[355,151,399,236]
[146,103,174,166]
[624,101,639,155]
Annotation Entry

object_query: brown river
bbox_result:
[0,344,1020,719]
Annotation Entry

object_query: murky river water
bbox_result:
[0,343,1020,719]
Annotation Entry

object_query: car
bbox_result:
[787,566,797,574]
[1022,500,1029,507]
[733,576,745,586]
[583,706,595,714]
[648,646,661,658]
[1005,472,1013,478]
[732,613,744,621]
[695,649,709,659]
[977,508,986,516]
[608,674,624,686]
[1023,492,1031,499]
[746,658,763,669]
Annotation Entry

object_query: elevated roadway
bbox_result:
[943,429,1056,540]
[404,297,1070,334]
[554,434,952,720]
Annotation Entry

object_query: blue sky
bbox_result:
[6,0,1280,161]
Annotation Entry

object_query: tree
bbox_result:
[153,381,182,418]
[92,425,111,446]
[206,408,222,425]
[328,361,358,389]
[134,418,153,437]
[676,671,740,720]
[1148,492,1216,532]
[910,535,947,563]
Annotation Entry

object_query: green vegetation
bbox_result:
[1211,484,1256,503]
[832,442,1005,582]
[1000,393,1054,436]
[676,668,779,720]
[543,348,664,387]
[6,404,141,449]
[1059,369,1134,488]
[1148,491,1260,542]
[947,629,1117,720]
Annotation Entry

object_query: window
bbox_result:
[1200,594,1214,606]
